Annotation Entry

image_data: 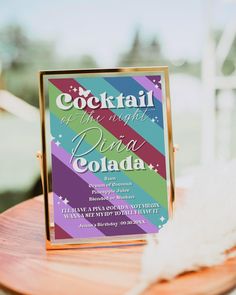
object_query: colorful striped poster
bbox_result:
[48,71,170,241]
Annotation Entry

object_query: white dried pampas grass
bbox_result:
[128,160,236,295]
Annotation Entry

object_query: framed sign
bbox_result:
[38,67,175,249]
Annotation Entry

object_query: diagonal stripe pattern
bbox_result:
[48,73,169,240]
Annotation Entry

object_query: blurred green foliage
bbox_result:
[0,24,97,107]
[214,30,236,76]
[0,25,235,108]
[117,30,201,76]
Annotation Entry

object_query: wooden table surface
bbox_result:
[0,192,236,295]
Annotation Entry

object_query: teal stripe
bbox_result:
[76,77,165,156]
[50,113,168,226]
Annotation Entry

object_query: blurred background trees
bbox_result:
[2,24,234,109]
[0,24,97,107]
[0,24,234,108]
[0,24,55,106]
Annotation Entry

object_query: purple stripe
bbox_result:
[52,142,159,233]
[54,193,105,239]
[52,153,147,236]
[133,76,162,102]
[146,75,162,89]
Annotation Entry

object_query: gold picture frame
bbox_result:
[38,66,175,250]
